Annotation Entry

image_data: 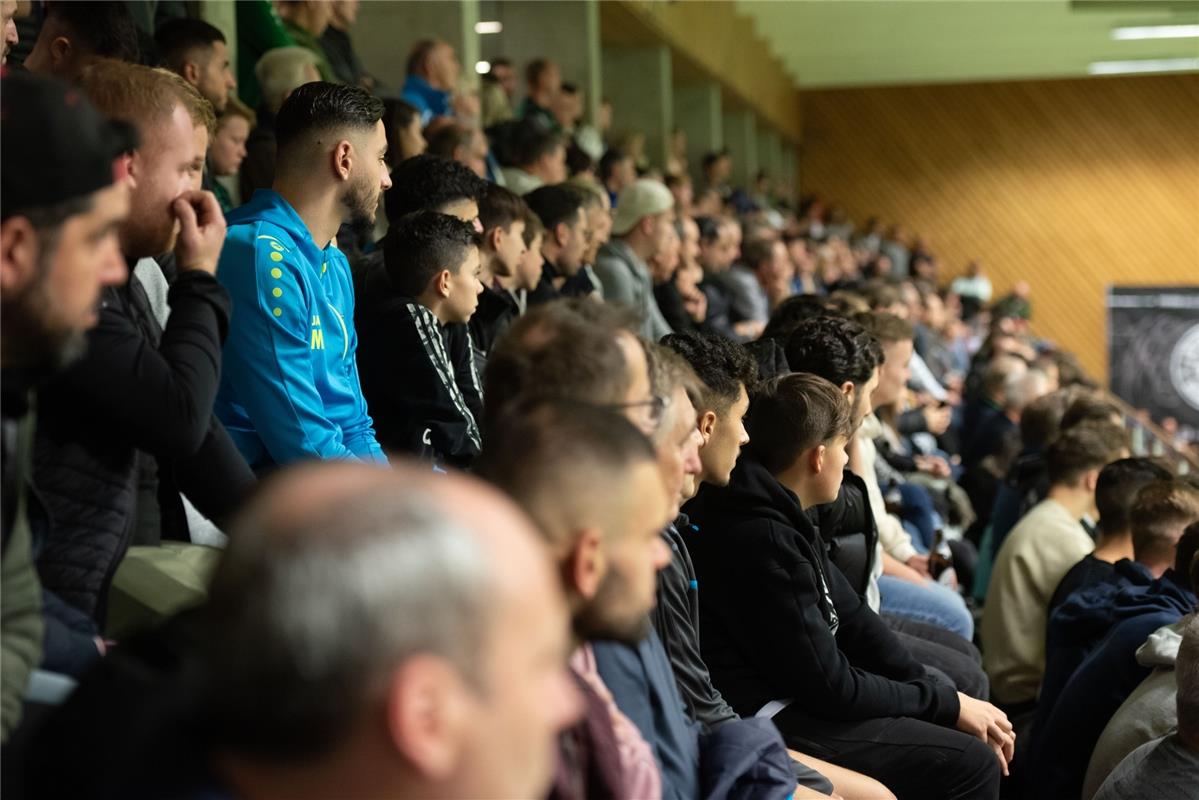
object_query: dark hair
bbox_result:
[154,17,225,74]
[478,183,529,236]
[701,150,729,170]
[662,332,758,414]
[510,120,564,168]
[1061,392,1123,431]
[385,154,487,222]
[1178,522,1199,592]
[491,56,512,69]
[524,184,586,235]
[1130,480,1199,566]
[694,215,722,244]
[784,315,882,388]
[382,98,420,160]
[745,373,851,475]
[483,299,634,432]
[525,58,555,88]
[383,211,479,298]
[762,296,830,343]
[1095,458,1174,535]
[44,1,139,64]
[275,82,384,156]
[1046,421,1128,487]
[599,148,630,183]
[860,279,902,311]
[664,173,690,190]
[1020,390,1070,451]
[521,209,544,247]
[477,398,657,548]
[425,122,478,161]
[741,237,776,270]
[856,311,915,345]
[565,142,594,177]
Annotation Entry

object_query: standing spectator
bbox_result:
[1,70,131,742]
[24,1,139,82]
[235,0,294,110]
[594,180,675,341]
[320,0,374,90]
[210,100,255,213]
[216,83,392,468]
[275,0,337,82]
[401,38,459,127]
[357,212,484,467]
[154,18,237,113]
[240,46,321,200]
[520,57,561,132]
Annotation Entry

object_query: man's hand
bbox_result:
[955,693,1016,776]
[915,454,952,478]
[173,190,226,275]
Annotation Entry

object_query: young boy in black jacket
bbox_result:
[356,211,483,466]
[684,372,1014,800]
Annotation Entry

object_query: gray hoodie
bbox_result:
[1082,612,1194,800]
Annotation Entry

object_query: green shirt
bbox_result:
[236,0,294,109]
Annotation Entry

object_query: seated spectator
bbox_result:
[400,38,458,126]
[24,0,139,82]
[241,46,321,200]
[665,173,693,217]
[566,177,614,280]
[1032,526,1199,800]
[686,372,1011,798]
[497,208,546,313]
[24,461,581,798]
[275,0,337,82]
[0,70,132,741]
[600,147,636,208]
[383,153,486,228]
[426,120,489,179]
[501,119,567,195]
[728,235,793,325]
[519,57,561,132]
[981,420,1129,707]
[470,184,528,359]
[32,61,253,669]
[382,98,427,166]
[594,179,675,341]
[524,184,593,304]
[357,211,483,466]
[1085,603,1199,798]
[319,0,374,90]
[697,216,761,341]
[1049,458,1175,614]
[210,100,255,213]
[1093,614,1199,800]
[216,82,391,468]
[154,17,237,113]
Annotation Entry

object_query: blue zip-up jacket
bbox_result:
[215,190,386,469]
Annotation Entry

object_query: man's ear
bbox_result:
[385,656,469,781]
[697,410,718,446]
[565,528,605,600]
[333,139,354,182]
[49,36,72,68]
[487,226,503,253]
[182,60,201,87]
[808,444,827,477]
[838,380,855,400]
[0,218,40,295]
[554,222,569,249]
[1082,468,1101,493]
[435,269,452,298]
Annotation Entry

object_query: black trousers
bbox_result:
[886,615,991,701]
[773,705,1000,800]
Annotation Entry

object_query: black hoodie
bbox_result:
[682,456,960,727]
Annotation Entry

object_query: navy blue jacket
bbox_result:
[1028,569,1196,800]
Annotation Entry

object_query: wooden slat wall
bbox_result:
[800,74,1199,384]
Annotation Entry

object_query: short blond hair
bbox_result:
[81,59,214,140]
[218,96,257,131]
[256,46,319,113]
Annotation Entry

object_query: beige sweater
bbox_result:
[981,498,1093,705]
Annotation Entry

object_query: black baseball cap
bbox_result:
[1,69,139,221]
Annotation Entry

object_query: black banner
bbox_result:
[1107,286,1199,435]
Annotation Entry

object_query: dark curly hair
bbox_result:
[784,315,882,388]
[385,154,488,223]
[662,332,758,414]
[383,211,479,298]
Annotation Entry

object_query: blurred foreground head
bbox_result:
[201,461,580,800]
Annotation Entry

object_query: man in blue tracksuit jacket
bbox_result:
[215,83,391,470]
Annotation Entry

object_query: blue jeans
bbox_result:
[878,574,974,640]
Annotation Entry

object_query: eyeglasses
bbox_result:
[603,394,670,427]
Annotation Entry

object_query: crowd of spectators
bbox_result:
[2,2,1197,799]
